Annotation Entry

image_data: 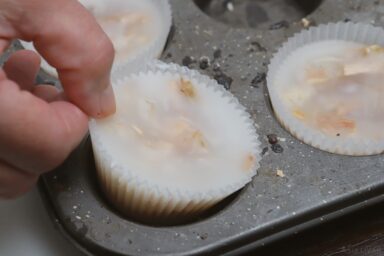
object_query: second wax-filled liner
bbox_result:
[21,0,172,77]
[89,61,261,221]
[267,22,384,156]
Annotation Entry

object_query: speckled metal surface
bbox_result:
[35,0,384,255]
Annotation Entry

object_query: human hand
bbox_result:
[0,0,116,198]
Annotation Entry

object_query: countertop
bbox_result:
[0,187,83,256]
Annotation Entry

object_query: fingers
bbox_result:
[25,0,115,117]
[32,84,60,102]
[0,0,110,199]
[0,160,38,199]
[0,39,11,53]
[4,50,68,103]
[0,78,88,174]
[0,0,116,117]
[3,50,41,91]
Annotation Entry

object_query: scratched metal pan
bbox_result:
[32,0,384,255]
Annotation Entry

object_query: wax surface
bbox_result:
[94,73,257,192]
[275,40,384,140]
[80,0,162,63]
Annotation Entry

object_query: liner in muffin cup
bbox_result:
[267,22,384,156]
[106,0,173,74]
[89,61,261,221]
[20,0,172,78]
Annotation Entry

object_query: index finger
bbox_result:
[3,0,116,117]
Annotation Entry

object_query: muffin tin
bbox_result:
[31,0,384,255]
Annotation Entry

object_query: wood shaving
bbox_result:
[192,131,207,148]
[293,109,306,120]
[364,45,384,54]
[243,154,255,172]
[131,125,144,136]
[301,18,311,28]
[276,169,285,178]
[179,79,196,98]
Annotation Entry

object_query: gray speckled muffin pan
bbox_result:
[33,0,384,255]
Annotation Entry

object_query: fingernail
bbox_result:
[96,84,116,118]
[69,81,116,118]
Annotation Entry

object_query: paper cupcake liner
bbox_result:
[111,0,172,75]
[20,0,172,78]
[89,61,261,220]
[267,22,384,156]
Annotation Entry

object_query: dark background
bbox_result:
[253,202,384,256]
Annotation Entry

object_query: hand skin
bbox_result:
[0,0,116,199]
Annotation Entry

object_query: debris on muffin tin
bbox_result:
[199,56,211,70]
[250,72,266,88]
[212,62,221,72]
[269,20,289,30]
[197,232,209,240]
[271,144,284,154]
[276,169,285,178]
[251,41,267,52]
[165,52,173,59]
[214,70,233,90]
[226,1,234,12]
[213,49,222,59]
[267,134,278,145]
[182,56,196,67]
[247,41,267,53]
[261,147,269,156]
[301,18,311,28]
[213,63,233,90]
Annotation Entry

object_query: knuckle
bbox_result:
[68,34,114,76]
